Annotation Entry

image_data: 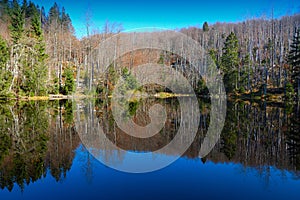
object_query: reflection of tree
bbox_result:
[1,97,298,191]
[0,101,49,191]
[286,105,300,171]
[94,98,181,152]
[221,130,237,160]
[46,100,79,182]
[90,97,300,179]
[220,102,237,160]
[205,101,300,179]
[0,100,80,191]
[0,131,11,163]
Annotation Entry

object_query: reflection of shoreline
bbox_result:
[0,98,299,191]
[76,98,300,177]
[0,101,81,191]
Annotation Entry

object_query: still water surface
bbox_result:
[0,98,299,199]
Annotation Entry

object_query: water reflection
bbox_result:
[75,98,300,177]
[0,101,80,191]
[0,98,299,192]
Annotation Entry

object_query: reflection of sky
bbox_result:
[1,146,299,200]
[30,0,300,38]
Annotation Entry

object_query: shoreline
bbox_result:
[0,91,296,104]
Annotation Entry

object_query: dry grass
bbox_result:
[28,96,49,101]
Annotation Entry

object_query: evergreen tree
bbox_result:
[203,21,209,32]
[0,0,10,18]
[30,7,48,96]
[21,6,48,96]
[209,48,219,66]
[0,36,9,69]
[61,7,73,32]
[288,27,300,99]
[62,66,75,95]
[48,3,60,26]
[21,0,27,17]
[40,6,47,29]
[25,1,38,19]
[9,0,25,43]
[221,32,240,93]
[0,36,12,96]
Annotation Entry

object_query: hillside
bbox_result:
[0,1,299,100]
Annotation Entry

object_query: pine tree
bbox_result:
[29,6,48,96]
[0,0,9,17]
[21,4,48,96]
[49,3,60,26]
[0,36,12,96]
[288,27,300,99]
[0,36,9,69]
[62,66,75,95]
[203,21,209,32]
[221,32,240,93]
[10,0,25,43]
[40,6,47,29]
[21,0,27,17]
[25,1,38,19]
[61,7,73,32]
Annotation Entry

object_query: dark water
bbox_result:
[0,98,299,199]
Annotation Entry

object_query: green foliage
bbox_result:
[221,32,239,73]
[221,101,238,160]
[221,32,240,93]
[122,68,138,89]
[221,130,237,160]
[108,66,117,85]
[118,68,139,95]
[30,7,43,39]
[9,0,25,43]
[209,49,219,67]
[158,53,164,64]
[0,0,9,16]
[54,77,60,94]
[288,27,300,97]
[196,78,209,95]
[203,21,209,32]
[61,7,73,32]
[128,101,139,116]
[0,71,13,97]
[62,66,75,95]
[285,82,295,100]
[48,2,60,25]
[96,83,104,95]
[25,1,38,19]
[0,36,9,69]
[0,101,50,191]
[63,100,74,124]
[239,86,245,93]
[0,132,12,162]
[0,36,11,97]
[242,53,250,66]
[4,0,48,97]
[20,9,48,96]
[286,105,300,170]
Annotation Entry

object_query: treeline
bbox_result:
[180,15,300,99]
[0,0,77,97]
[0,0,299,100]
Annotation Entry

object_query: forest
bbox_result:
[0,0,300,193]
[0,0,299,103]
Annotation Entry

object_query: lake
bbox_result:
[0,98,299,199]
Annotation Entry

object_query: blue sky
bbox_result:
[31,0,299,38]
